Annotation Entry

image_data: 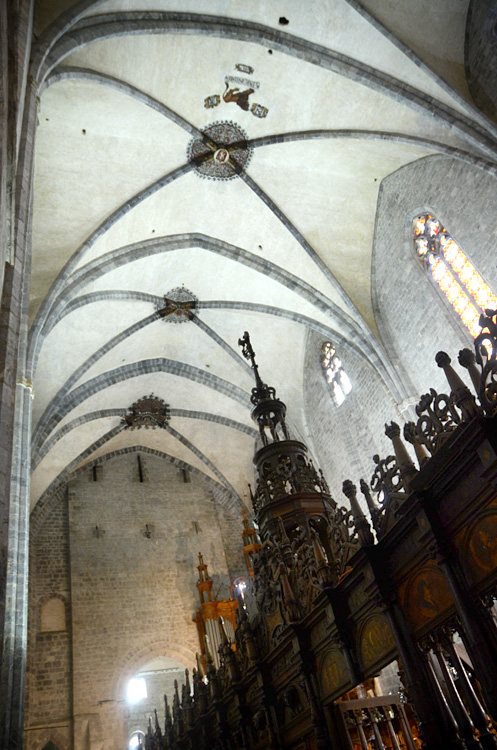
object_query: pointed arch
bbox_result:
[412,213,497,338]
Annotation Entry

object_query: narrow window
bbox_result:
[126,677,147,703]
[129,731,145,749]
[413,213,497,338]
[321,342,352,406]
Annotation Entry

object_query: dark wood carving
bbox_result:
[140,330,497,750]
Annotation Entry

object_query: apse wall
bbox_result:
[303,330,395,507]
[25,453,243,750]
[372,154,497,400]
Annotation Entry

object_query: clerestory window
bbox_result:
[321,342,352,406]
[413,213,497,338]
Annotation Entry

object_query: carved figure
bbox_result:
[470,515,497,573]
[223,82,254,110]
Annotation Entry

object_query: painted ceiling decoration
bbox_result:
[156,288,198,323]
[28,0,496,518]
[122,395,171,430]
[203,62,268,118]
[188,121,252,180]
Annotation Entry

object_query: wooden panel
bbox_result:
[455,501,497,585]
[319,648,350,699]
[358,614,395,672]
[398,560,453,631]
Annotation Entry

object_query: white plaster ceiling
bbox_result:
[29,0,495,511]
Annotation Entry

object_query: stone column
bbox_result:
[0,6,37,742]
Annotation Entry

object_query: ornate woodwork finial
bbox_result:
[195,652,204,677]
[474,309,497,414]
[238,331,262,387]
[238,330,290,446]
[311,531,333,588]
[403,422,430,468]
[359,478,382,531]
[164,694,172,730]
[278,517,294,568]
[218,617,237,681]
[154,708,162,737]
[458,348,481,393]
[384,421,417,486]
[241,509,261,576]
[342,480,374,546]
[239,332,335,549]
[238,330,276,405]
[279,561,300,623]
[203,635,213,668]
[237,598,258,664]
[182,670,193,728]
[435,351,481,420]
[203,635,219,699]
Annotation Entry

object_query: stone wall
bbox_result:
[0,2,38,743]
[303,330,395,509]
[25,488,72,750]
[25,452,243,750]
[303,153,497,512]
[372,154,497,401]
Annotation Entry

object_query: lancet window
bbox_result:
[321,342,352,406]
[413,213,497,338]
[129,732,145,749]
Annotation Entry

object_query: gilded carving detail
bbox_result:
[456,508,497,583]
[319,649,349,697]
[359,615,395,671]
[399,562,453,629]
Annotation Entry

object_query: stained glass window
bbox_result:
[321,342,352,406]
[413,214,497,338]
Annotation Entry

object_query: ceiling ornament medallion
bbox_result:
[122,395,170,430]
[156,287,198,323]
[188,121,252,180]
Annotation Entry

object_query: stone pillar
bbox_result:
[0,4,36,742]
[0,379,32,747]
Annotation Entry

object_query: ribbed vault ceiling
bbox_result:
[30,0,493,511]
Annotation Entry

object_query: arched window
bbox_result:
[413,213,497,338]
[126,677,147,703]
[321,342,352,406]
[129,731,145,749]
